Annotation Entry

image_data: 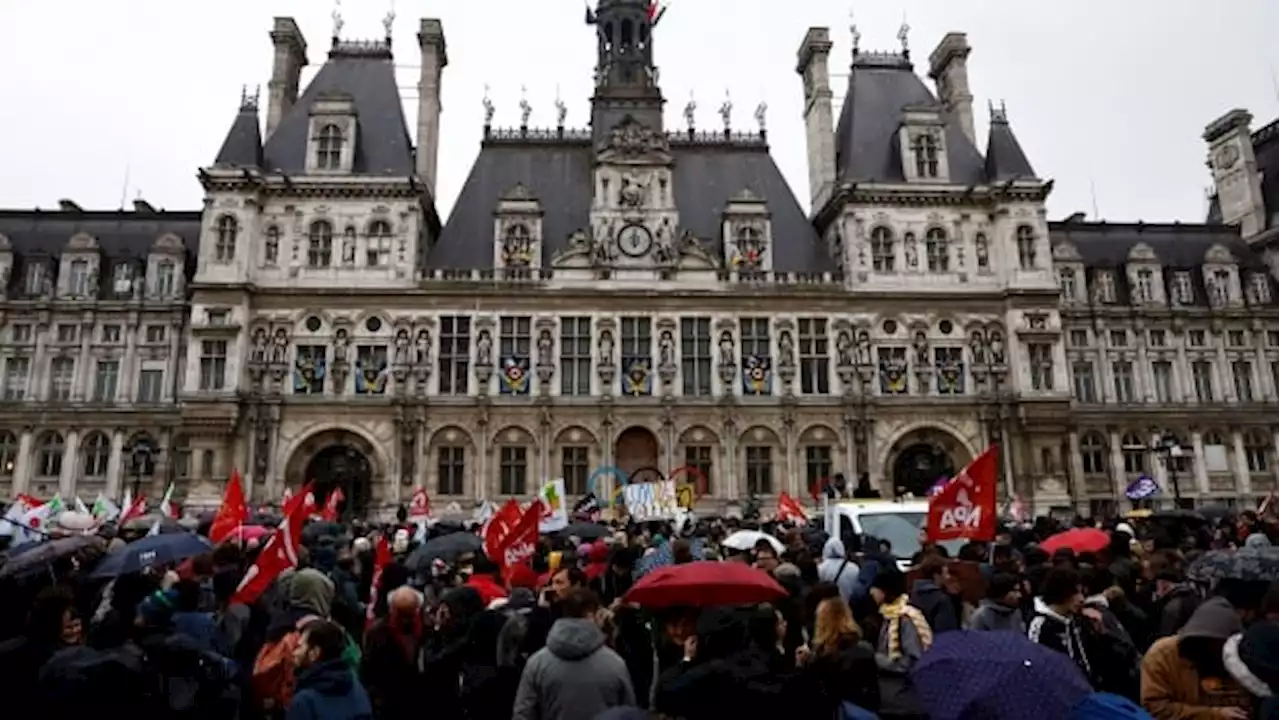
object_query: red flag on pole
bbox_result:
[231,481,313,606]
[482,499,523,561]
[209,470,249,544]
[409,486,432,519]
[494,501,543,575]
[321,488,344,522]
[364,536,394,630]
[283,484,317,519]
[926,445,999,543]
[776,492,809,525]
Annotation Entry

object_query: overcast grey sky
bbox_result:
[0,0,1275,223]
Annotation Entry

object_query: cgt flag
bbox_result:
[926,445,998,543]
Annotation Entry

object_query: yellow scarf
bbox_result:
[880,595,934,660]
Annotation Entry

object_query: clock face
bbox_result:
[617,223,653,258]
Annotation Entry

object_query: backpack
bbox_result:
[251,614,319,712]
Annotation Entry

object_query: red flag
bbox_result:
[119,493,148,524]
[364,536,394,630]
[926,445,999,543]
[495,501,542,575]
[209,470,249,544]
[483,498,523,560]
[232,482,312,606]
[776,492,808,525]
[409,486,432,519]
[283,485,317,518]
[321,488,345,522]
[281,486,294,509]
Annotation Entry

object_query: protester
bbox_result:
[967,571,1027,634]
[287,618,374,720]
[1140,595,1253,718]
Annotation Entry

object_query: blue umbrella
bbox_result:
[911,630,1093,720]
[90,531,214,578]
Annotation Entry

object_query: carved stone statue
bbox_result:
[537,328,554,365]
[270,328,289,364]
[393,328,410,364]
[659,329,675,368]
[854,330,872,365]
[987,330,1006,364]
[718,331,735,362]
[969,331,986,364]
[342,228,356,264]
[415,328,431,365]
[334,329,350,363]
[836,329,854,366]
[477,329,493,367]
[912,331,929,366]
[778,330,795,368]
[568,228,590,249]
[904,235,918,268]
[618,171,649,208]
[598,328,614,365]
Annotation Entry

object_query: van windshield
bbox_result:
[857,512,966,561]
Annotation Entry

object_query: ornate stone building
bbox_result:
[0,5,1276,517]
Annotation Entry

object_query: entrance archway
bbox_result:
[284,428,380,518]
[884,427,973,498]
[615,426,659,479]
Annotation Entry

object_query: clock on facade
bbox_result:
[617,223,653,257]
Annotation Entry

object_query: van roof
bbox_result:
[833,499,930,514]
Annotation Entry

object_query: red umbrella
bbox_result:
[1040,527,1110,554]
[623,561,787,608]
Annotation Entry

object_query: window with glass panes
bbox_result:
[500,316,532,363]
[1080,433,1107,474]
[1232,361,1254,401]
[805,446,833,493]
[740,318,770,360]
[561,446,590,495]
[798,318,829,394]
[295,346,327,394]
[4,357,29,400]
[1192,361,1214,401]
[137,369,163,403]
[49,357,74,401]
[621,317,651,367]
[438,316,471,395]
[1072,362,1096,402]
[684,445,713,488]
[499,446,527,495]
[680,318,712,396]
[1121,434,1147,474]
[745,446,772,495]
[199,340,227,390]
[559,317,592,395]
[1112,361,1135,402]
[1151,362,1173,403]
[93,361,118,401]
[1029,344,1054,390]
[437,446,465,495]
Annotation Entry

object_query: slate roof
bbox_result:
[213,102,265,169]
[0,208,202,297]
[984,111,1037,181]
[431,136,832,272]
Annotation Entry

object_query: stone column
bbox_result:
[1231,429,1252,495]
[155,430,172,497]
[416,419,430,492]
[1067,431,1087,514]
[12,428,34,496]
[722,420,738,501]
[1214,336,1235,402]
[33,326,50,401]
[1190,431,1210,495]
[783,419,797,496]
[104,428,125,500]
[59,428,80,498]
[1108,429,1127,500]
[1257,339,1276,401]
[1173,337,1191,402]
[167,317,183,401]
[262,416,280,503]
[1135,342,1152,402]
[476,421,489,502]
[843,416,858,482]
[73,321,93,401]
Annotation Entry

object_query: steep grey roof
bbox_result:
[262,47,414,176]
[213,105,264,168]
[833,53,986,185]
[0,209,201,296]
[1254,120,1278,228]
[431,138,832,272]
[983,114,1036,181]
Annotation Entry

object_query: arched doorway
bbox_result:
[284,429,380,518]
[615,426,659,479]
[884,427,973,498]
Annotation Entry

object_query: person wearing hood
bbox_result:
[1222,619,1277,720]
[1147,550,1201,640]
[287,618,373,720]
[817,536,860,602]
[1140,596,1252,719]
[513,586,635,720]
[968,572,1026,634]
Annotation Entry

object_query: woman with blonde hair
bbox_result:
[796,596,880,716]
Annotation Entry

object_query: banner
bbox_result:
[537,479,569,533]
[622,480,679,521]
[496,500,543,575]
[926,445,998,543]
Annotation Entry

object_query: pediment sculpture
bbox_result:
[599,116,669,160]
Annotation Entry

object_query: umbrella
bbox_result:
[1196,504,1233,522]
[0,535,107,579]
[1123,509,1153,519]
[1186,546,1278,585]
[122,513,182,533]
[90,531,214,578]
[556,522,610,540]
[912,630,1094,720]
[405,531,482,571]
[633,537,707,579]
[301,520,343,544]
[722,529,784,554]
[1040,527,1110,554]
[623,560,787,608]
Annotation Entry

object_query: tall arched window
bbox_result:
[0,431,17,477]
[37,432,64,477]
[1245,430,1272,473]
[1121,432,1147,474]
[925,228,949,272]
[308,221,333,268]
[870,227,895,272]
[215,216,238,261]
[82,432,111,476]
[1016,225,1037,269]
[316,124,344,170]
[1080,432,1107,475]
[367,220,392,267]
[264,226,280,265]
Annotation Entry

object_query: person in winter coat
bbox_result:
[908,556,960,634]
[871,568,932,719]
[513,587,635,720]
[1147,550,1201,640]
[360,587,425,720]
[288,619,373,720]
[968,573,1027,634]
[1028,567,1102,687]
[1141,595,1253,719]
[797,597,880,715]
[1222,619,1277,720]
[817,536,861,602]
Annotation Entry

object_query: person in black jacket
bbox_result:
[908,556,960,634]
[796,597,880,716]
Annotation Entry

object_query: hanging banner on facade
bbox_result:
[622,480,679,521]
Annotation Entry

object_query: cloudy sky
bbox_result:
[0,0,1275,223]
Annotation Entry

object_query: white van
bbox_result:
[823,498,966,570]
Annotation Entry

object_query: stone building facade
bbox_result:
[0,5,1275,517]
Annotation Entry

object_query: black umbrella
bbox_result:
[557,522,611,540]
[0,535,107,580]
[1196,504,1233,522]
[406,531,482,571]
[90,531,214,578]
[301,520,343,544]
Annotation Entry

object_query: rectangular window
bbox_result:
[56,324,77,343]
[437,446,465,496]
[680,318,712,396]
[93,360,119,402]
[1058,268,1078,301]
[798,318,829,395]
[1135,269,1155,303]
[137,368,163,403]
[1250,274,1272,304]
[621,316,652,367]
[684,445,713,490]
[1148,330,1166,348]
[102,324,122,343]
[111,264,133,296]
[1151,361,1173,404]
[294,345,327,394]
[199,340,227,391]
[935,346,965,395]
[11,324,32,343]
[1192,361,1214,402]
[24,264,47,296]
[559,316,592,395]
[1123,444,1147,475]
[1228,330,1246,347]
[1113,361,1135,403]
[804,446,833,494]
[1072,362,1096,403]
[438,316,471,395]
[499,446,528,496]
[156,261,176,297]
[1068,329,1089,347]
[1172,272,1193,305]
[49,357,75,401]
[1188,330,1206,347]
[1267,330,1279,347]
[354,346,388,395]
[561,446,590,495]
[1029,343,1054,390]
[745,446,772,495]
[740,317,771,358]
[1109,330,1128,347]
[68,260,89,296]
[878,347,908,395]
[499,316,532,362]
[206,309,229,325]
[145,325,166,344]
[1095,271,1116,303]
[3,357,29,400]
[1233,361,1254,402]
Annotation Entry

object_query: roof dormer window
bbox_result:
[1172,272,1193,305]
[1210,269,1230,307]
[913,135,939,178]
[1248,273,1271,305]
[215,215,238,262]
[1095,270,1116,304]
[306,94,357,174]
[316,124,344,170]
[1134,269,1154,303]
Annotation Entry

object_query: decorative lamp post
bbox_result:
[124,436,159,502]
[1152,431,1185,507]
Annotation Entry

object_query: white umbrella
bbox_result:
[722,529,784,554]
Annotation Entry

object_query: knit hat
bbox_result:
[136,589,178,627]
[1223,619,1278,698]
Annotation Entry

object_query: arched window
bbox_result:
[870,226,895,272]
[1245,430,1272,473]
[215,216,238,262]
[1016,225,1037,269]
[82,432,111,476]
[367,220,392,267]
[0,431,17,477]
[308,221,333,268]
[37,432,64,477]
[925,228,949,272]
[1121,432,1146,474]
[264,226,280,265]
[316,124,344,170]
[1080,432,1107,475]
[912,135,939,177]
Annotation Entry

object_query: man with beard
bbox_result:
[361,587,425,720]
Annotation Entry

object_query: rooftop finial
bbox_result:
[240,84,260,110]
[754,101,768,134]
[519,85,532,127]
[684,90,697,131]
[897,13,910,57]
[989,99,1008,123]
[482,84,495,127]
[719,90,733,131]
[555,85,567,128]
[331,0,344,41]
[382,0,396,40]
[848,8,860,55]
